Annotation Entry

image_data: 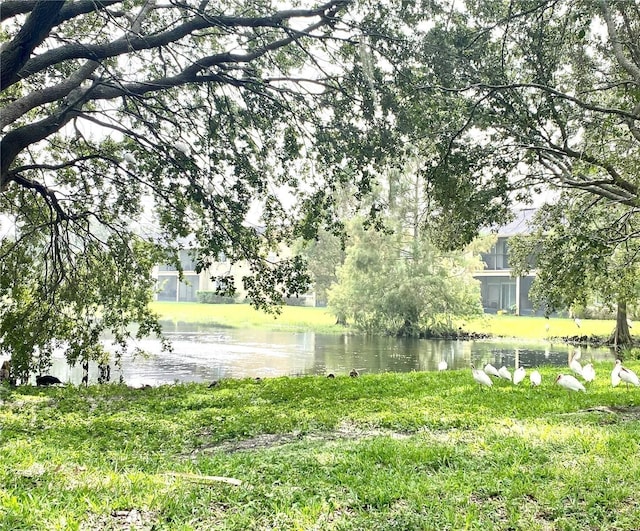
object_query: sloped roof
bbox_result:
[490,208,538,237]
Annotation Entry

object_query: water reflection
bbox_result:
[34,326,616,386]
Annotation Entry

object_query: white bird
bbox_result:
[513,366,526,385]
[572,347,582,361]
[556,374,586,392]
[569,353,583,377]
[471,364,493,387]
[574,317,582,328]
[612,360,622,387]
[175,141,190,155]
[616,360,640,388]
[530,370,542,387]
[484,363,500,378]
[123,152,136,164]
[627,318,633,329]
[498,365,512,382]
[582,363,596,383]
[438,360,448,371]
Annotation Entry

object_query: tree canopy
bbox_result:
[0,0,425,380]
[2,0,640,379]
[394,0,640,247]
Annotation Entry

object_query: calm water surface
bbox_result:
[46,325,616,386]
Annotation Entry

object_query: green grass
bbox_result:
[458,314,617,340]
[2,365,640,529]
[151,302,619,341]
[151,301,344,334]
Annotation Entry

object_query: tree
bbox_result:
[508,195,640,347]
[327,160,486,336]
[293,227,345,307]
[392,0,640,248]
[0,0,425,381]
[328,217,484,336]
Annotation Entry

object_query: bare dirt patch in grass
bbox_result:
[192,421,411,456]
[81,508,158,531]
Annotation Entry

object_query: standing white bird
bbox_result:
[513,366,526,385]
[569,353,583,377]
[616,360,640,388]
[582,363,596,383]
[530,370,542,387]
[498,365,512,382]
[627,318,633,329]
[574,317,582,328]
[556,374,586,392]
[612,360,622,387]
[471,364,493,387]
[484,363,500,378]
[438,360,448,371]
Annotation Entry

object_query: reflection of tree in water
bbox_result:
[50,331,614,385]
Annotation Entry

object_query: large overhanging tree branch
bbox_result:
[0,0,415,382]
[1,0,350,185]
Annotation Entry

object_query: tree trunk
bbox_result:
[608,300,633,350]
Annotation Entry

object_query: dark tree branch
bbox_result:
[0,92,88,189]
[0,0,66,90]
[11,173,86,223]
[0,0,39,21]
[0,60,99,129]
[0,7,347,186]
[6,154,109,178]
[1,1,123,25]
[425,82,640,122]
[9,1,349,88]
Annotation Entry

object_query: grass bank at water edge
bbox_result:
[2,363,640,529]
[151,301,345,334]
[151,301,620,341]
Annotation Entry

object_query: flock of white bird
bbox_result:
[462,348,640,392]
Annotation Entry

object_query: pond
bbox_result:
[43,325,616,386]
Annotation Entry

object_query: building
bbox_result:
[154,249,253,302]
[154,250,201,302]
[474,208,540,316]
[153,249,314,305]
[155,209,539,310]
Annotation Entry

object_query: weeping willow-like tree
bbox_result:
[327,162,488,337]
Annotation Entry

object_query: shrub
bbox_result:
[285,296,309,307]
[196,291,236,304]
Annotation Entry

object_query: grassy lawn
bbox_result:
[151,301,619,341]
[459,314,617,341]
[151,301,343,334]
[2,365,640,529]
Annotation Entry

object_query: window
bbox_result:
[157,249,198,272]
[156,276,178,301]
[178,275,200,301]
[179,250,197,271]
[481,238,510,270]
